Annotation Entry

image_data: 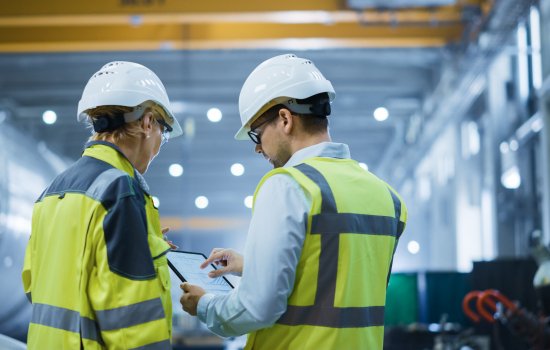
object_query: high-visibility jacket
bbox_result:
[22,141,172,350]
[245,157,407,350]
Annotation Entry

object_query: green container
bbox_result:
[385,273,419,326]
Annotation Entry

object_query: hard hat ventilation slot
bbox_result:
[92,71,114,78]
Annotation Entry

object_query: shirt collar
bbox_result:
[284,142,351,168]
[82,141,150,193]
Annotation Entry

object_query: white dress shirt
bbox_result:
[197,142,351,337]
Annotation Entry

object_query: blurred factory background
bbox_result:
[1,0,550,349]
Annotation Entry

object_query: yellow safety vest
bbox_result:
[22,141,172,350]
[245,157,407,350]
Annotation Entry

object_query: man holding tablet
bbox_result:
[167,250,234,294]
[180,54,407,350]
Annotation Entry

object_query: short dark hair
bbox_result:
[295,113,328,134]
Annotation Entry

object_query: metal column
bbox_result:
[539,0,550,244]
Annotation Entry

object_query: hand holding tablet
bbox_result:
[167,250,234,294]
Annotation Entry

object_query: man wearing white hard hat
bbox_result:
[22,61,181,349]
[180,54,407,349]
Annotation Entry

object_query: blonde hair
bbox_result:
[87,105,163,144]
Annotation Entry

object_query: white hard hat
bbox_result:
[77,61,183,138]
[236,54,335,140]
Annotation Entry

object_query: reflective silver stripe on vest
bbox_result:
[130,339,172,350]
[295,163,337,213]
[294,164,339,312]
[278,305,385,328]
[311,213,398,236]
[85,168,128,201]
[276,163,397,328]
[95,298,165,331]
[386,188,403,285]
[81,317,103,344]
[134,170,151,194]
[31,303,103,343]
[388,189,404,238]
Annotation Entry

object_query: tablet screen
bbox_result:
[167,250,234,294]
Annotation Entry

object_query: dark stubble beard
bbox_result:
[271,141,292,169]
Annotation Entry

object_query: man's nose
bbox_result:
[255,144,262,154]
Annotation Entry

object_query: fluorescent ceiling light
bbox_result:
[195,196,209,209]
[501,166,521,189]
[373,107,389,121]
[407,240,420,254]
[42,110,57,124]
[207,108,222,122]
[231,163,245,176]
[244,196,253,209]
[169,163,184,177]
[152,196,160,208]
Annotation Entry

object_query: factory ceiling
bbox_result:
[2,0,528,240]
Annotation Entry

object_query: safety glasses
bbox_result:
[156,118,172,146]
[247,114,278,145]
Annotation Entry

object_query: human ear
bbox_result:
[280,108,294,135]
[140,112,155,135]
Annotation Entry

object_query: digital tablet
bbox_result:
[167,250,234,294]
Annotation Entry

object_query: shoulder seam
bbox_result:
[86,168,133,202]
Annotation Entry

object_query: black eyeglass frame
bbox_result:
[156,118,173,146]
[247,114,278,145]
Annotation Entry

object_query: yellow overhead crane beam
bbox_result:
[0,0,489,52]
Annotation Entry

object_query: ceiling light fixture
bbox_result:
[244,196,253,209]
[373,107,389,122]
[195,196,209,209]
[42,110,57,125]
[407,240,420,255]
[207,108,222,123]
[168,163,184,177]
[231,163,245,176]
[499,142,509,154]
[501,166,521,189]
